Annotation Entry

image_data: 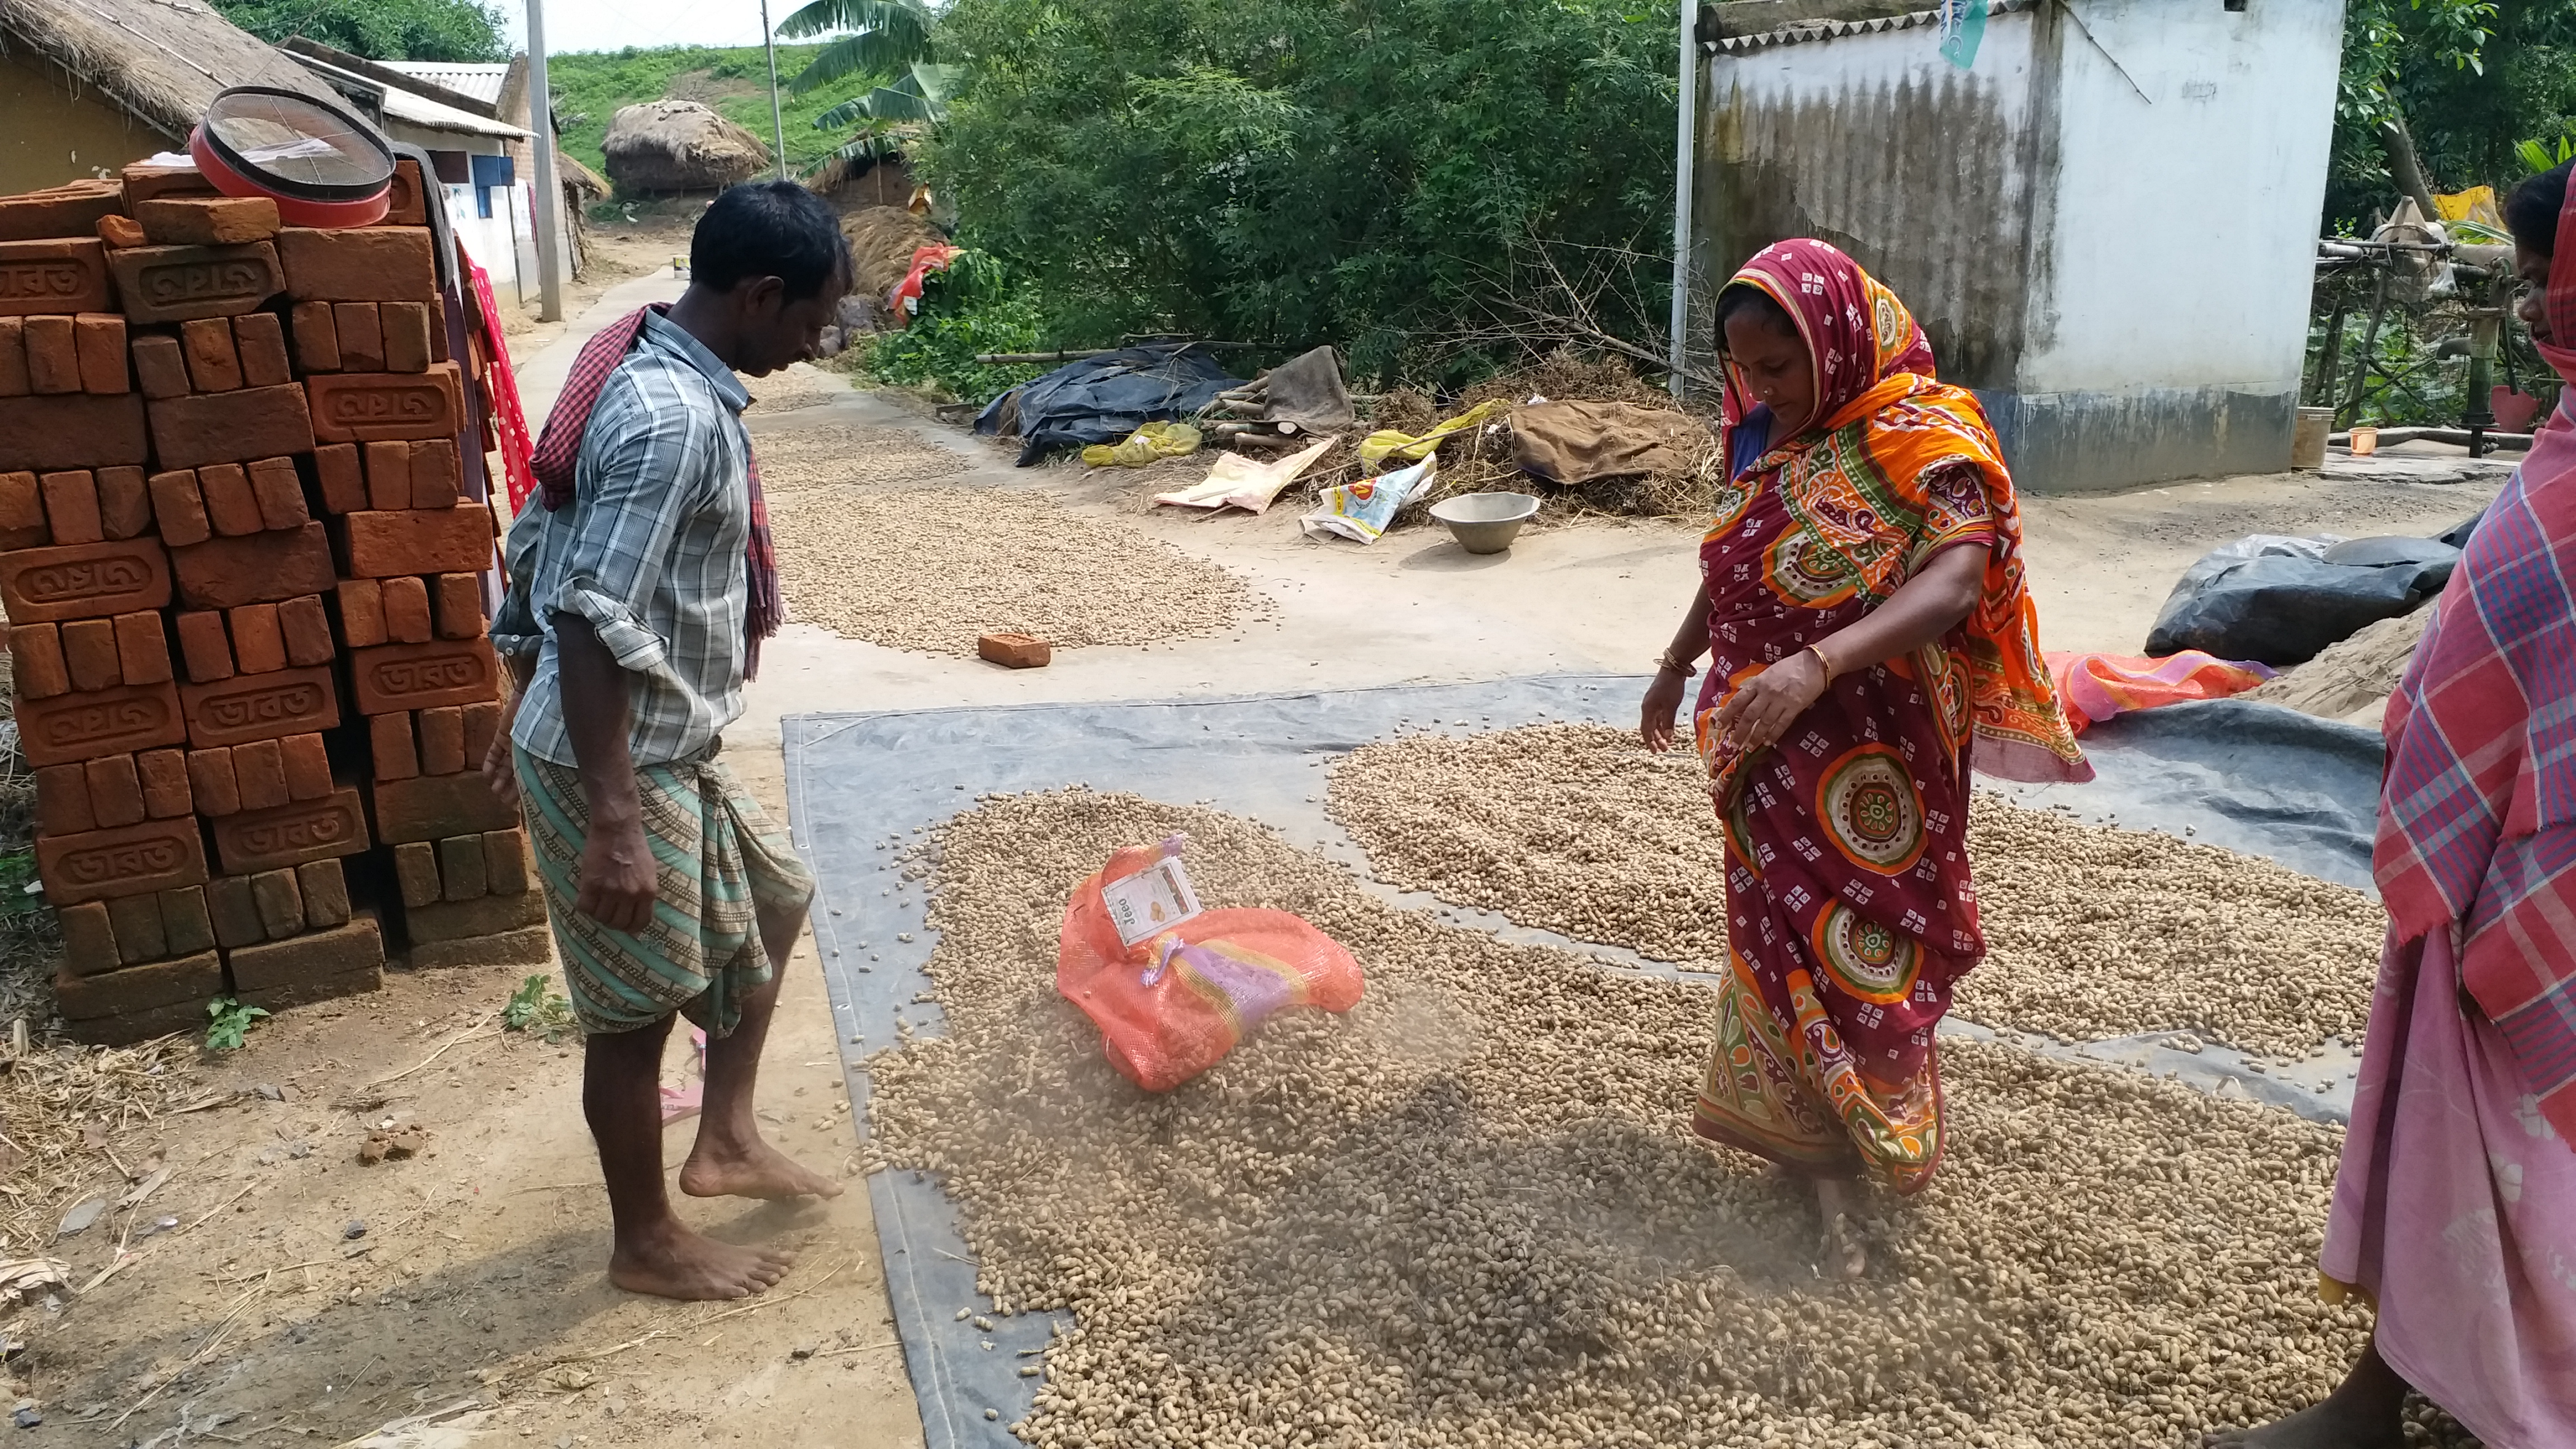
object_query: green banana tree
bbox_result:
[811,60,967,167]
[773,0,959,173]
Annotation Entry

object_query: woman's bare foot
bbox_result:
[1814,1176,1867,1281]
[609,1219,795,1301]
[679,1134,846,1201]
[2203,1341,2407,1449]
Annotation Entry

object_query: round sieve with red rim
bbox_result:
[188,87,395,229]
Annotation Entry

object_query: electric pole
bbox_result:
[761,0,789,182]
[525,0,565,322]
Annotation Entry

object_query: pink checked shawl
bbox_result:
[2375,178,2576,1139]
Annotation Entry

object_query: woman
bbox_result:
[1639,240,2090,1277]
[2205,162,2576,1449]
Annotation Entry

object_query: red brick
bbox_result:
[134,196,279,247]
[312,443,365,514]
[61,618,120,691]
[129,333,188,400]
[136,748,191,818]
[24,315,77,394]
[171,521,334,610]
[59,900,118,975]
[173,609,232,683]
[432,572,481,638]
[0,238,113,317]
[250,867,303,939]
[351,637,501,718]
[106,242,283,325]
[94,214,145,251]
[404,889,546,945]
[392,839,439,907]
[278,594,333,666]
[37,815,207,905]
[0,468,42,548]
[112,609,170,685]
[383,159,428,228]
[0,318,25,396]
[0,536,171,622]
[363,441,410,510]
[148,382,313,470]
[290,300,339,372]
[418,706,467,776]
[60,992,220,1046]
[409,438,460,509]
[197,463,261,537]
[231,916,385,1000]
[233,312,291,387]
[34,763,91,835]
[0,392,148,472]
[248,457,307,530]
[281,732,332,801]
[179,664,338,749]
[381,576,432,645]
[277,227,434,303]
[462,698,502,768]
[13,621,68,698]
[54,950,221,1020]
[371,711,420,780]
[340,503,492,577]
[299,859,351,928]
[372,770,516,845]
[187,748,240,816]
[120,163,218,207]
[205,873,259,946]
[333,302,383,371]
[74,314,126,394]
[95,466,150,541]
[179,316,241,391]
[83,753,144,827]
[235,963,382,1014]
[228,602,285,674]
[437,832,486,899]
[147,468,207,547]
[0,181,121,244]
[335,578,386,647]
[381,302,431,373]
[306,364,461,444]
[17,680,184,766]
[40,468,101,544]
[212,785,368,874]
[161,886,215,955]
[232,738,287,811]
[106,893,166,962]
[484,828,529,895]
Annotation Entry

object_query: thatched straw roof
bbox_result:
[602,100,770,195]
[0,0,343,141]
[557,149,609,201]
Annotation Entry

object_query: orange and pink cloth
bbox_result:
[2044,650,2274,734]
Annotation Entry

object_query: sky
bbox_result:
[505,0,811,58]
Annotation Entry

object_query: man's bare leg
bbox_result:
[586,1011,795,1300]
[2203,1337,2407,1448]
[679,896,845,1201]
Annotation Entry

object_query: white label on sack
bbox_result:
[1101,857,1203,948]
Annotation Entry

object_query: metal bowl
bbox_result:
[1428,491,1540,554]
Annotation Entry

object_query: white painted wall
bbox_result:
[2018,0,2346,394]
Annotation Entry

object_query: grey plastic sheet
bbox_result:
[782,677,2384,1448]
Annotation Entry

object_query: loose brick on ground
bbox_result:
[0,469,44,548]
[36,815,209,905]
[53,949,220,1019]
[484,829,530,895]
[306,363,461,444]
[0,238,113,317]
[74,314,126,394]
[34,763,91,835]
[59,900,118,976]
[340,501,493,576]
[14,622,68,697]
[381,301,431,372]
[112,608,170,684]
[181,316,241,391]
[0,182,122,245]
[373,770,515,845]
[276,228,434,302]
[171,520,334,609]
[107,893,165,962]
[186,749,240,817]
[17,680,186,767]
[280,732,331,801]
[336,577,386,647]
[197,463,261,537]
[206,875,260,948]
[409,437,459,509]
[227,602,285,674]
[173,610,232,683]
[136,748,191,818]
[437,832,487,901]
[106,242,282,324]
[432,572,481,638]
[290,300,339,371]
[134,196,279,247]
[312,443,364,514]
[129,333,190,400]
[0,392,149,472]
[96,466,150,540]
[61,618,120,691]
[233,312,292,387]
[381,576,432,645]
[248,456,307,530]
[371,712,419,781]
[418,706,467,775]
[298,859,351,929]
[83,754,144,828]
[232,739,287,811]
[211,785,368,874]
[40,468,101,544]
[351,636,499,716]
[403,889,546,945]
[333,302,383,371]
[394,841,440,908]
[363,441,409,510]
[0,534,172,622]
[148,469,209,547]
[228,912,384,992]
[162,886,215,955]
[279,593,333,666]
[179,664,338,749]
[148,381,314,470]
[250,868,304,940]
[24,316,77,394]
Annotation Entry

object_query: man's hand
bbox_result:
[576,814,659,934]
[484,695,520,806]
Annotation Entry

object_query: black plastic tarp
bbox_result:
[976,344,1242,465]
[2144,534,2456,666]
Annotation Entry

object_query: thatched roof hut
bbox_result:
[602,100,770,195]
[0,0,344,193]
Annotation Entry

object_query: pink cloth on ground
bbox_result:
[2321,925,2576,1447]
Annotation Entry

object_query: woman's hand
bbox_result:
[1714,650,1830,754]
[1641,667,1689,752]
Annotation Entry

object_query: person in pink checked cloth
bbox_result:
[2206,161,2576,1449]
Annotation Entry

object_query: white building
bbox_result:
[1694,0,2344,490]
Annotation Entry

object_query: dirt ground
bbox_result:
[1,249,2513,1446]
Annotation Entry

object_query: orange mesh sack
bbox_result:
[1057,835,1365,1092]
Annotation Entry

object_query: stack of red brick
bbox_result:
[0,162,544,1044]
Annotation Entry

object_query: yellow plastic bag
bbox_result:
[1082,420,1202,468]
[1357,399,1505,470]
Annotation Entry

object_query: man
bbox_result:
[486,181,853,1301]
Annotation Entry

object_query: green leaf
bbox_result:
[204,998,270,1053]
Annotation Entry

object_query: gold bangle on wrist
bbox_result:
[1657,648,1698,678]
[1804,643,1836,682]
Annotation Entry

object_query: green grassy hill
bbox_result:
[547,44,866,186]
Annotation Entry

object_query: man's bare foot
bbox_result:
[679,1135,846,1201]
[2201,1398,2405,1449]
[609,1220,794,1301]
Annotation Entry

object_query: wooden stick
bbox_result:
[364,1014,500,1089]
